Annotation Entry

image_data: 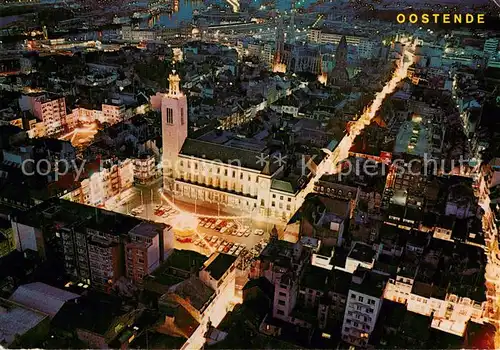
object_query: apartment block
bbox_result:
[11,198,172,290]
[341,268,386,347]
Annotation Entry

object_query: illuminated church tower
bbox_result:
[273,17,287,73]
[162,71,187,189]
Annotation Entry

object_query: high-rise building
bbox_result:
[162,72,188,189]
[341,268,385,347]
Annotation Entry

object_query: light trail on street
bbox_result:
[294,44,415,210]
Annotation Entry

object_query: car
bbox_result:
[244,230,251,237]
[229,246,237,255]
[227,222,234,228]
[154,205,162,210]
[223,245,231,253]
[254,229,264,236]
[162,212,169,218]
[204,221,212,228]
[194,238,201,245]
[231,229,238,236]
[237,231,244,237]
[221,240,228,246]
[215,219,222,226]
[220,227,228,234]
[217,245,225,252]
[210,236,218,243]
[235,247,243,255]
[227,242,234,249]
[210,223,217,229]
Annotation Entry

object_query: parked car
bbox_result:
[254,229,264,236]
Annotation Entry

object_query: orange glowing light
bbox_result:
[171,212,199,231]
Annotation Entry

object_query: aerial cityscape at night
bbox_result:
[0,0,500,348]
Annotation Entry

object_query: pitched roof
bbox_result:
[9,282,80,318]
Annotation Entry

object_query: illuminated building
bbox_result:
[341,268,385,347]
[125,222,166,285]
[79,158,134,207]
[162,72,188,189]
[159,253,238,349]
[19,94,67,136]
[273,17,287,73]
[133,155,160,185]
[11,198,172,290]
[121,26,158,42]
[308,29,379,59]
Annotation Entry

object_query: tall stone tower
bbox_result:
[162,71,187,189]
[273,17,287,72]
[335,35,348,70]
[328,35,349,86]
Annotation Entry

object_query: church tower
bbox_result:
[336,36,348,68]
[162,71,187,189]
[273,17,287,73]
[328,35,349,86]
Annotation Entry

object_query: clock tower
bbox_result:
[162,71,187,189]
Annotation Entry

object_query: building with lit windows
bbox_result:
[307,29,379,59]
[341,268,386,347]
[159,252,238,349]
[19,94,67,136]
[160,74,306,222]
[125,222,164,285]
[11,198,172,290]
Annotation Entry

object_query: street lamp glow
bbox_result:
[171,212,198,231]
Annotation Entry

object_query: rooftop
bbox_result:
[51,292,126,336]
[348,242,375,264]
[203,253,237,281]
[9,282,80,317]
[167,276,215,312]
[180,138,279,173]
[350,268,387,298]
[0,298,48,346]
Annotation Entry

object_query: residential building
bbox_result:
[344,242,377,274]
[159,253,238,349]
[125,222,166,285]
[341,268,386,347]
[19,94,67,136]
[11,198,172,290]
[78,158,134,207]
[133,155,159,185]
